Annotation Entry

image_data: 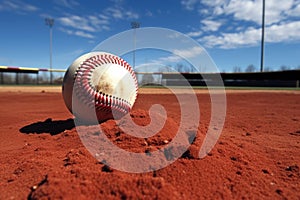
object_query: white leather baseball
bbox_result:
[62,52,138,123]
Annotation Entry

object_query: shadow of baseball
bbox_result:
[19,118,75,135]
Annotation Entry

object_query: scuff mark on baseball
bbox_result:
[62,52,138,123]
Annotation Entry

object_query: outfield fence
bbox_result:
[0,66,299,88]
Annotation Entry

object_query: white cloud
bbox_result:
[59,28,94,39]
[167,32,182,39]
[173,46,204,58]
[88,15,109,26]
[200,20,300,49]
[0,0,38,13]
[145,10,153,17]
[73,31,94,39]
[221,0,263,24]
[125,11,139,19]
[105,6,139,20]
[266,0,294,24]
[59,15,97,32]
[200,27,260,49]
[54,0,79,9]
[201,0,296,25]
[98,14,110,20]
[186,30,203,37]
[57,4,139,38]
[265,21,300,43]
[159,46,204,63]
[159,55,182,63]
[201,19,222,31]
[58,13,112,35]
[181,0,198,10]
[106,7,123,19]
[182,0,300,49]
[288,3,300,17]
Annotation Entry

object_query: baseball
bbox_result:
[62,51,138,123]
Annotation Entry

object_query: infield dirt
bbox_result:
[0,86,299,199]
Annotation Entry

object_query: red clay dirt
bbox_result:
[0,87,299,199]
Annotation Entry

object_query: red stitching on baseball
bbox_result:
[73,53,137,120]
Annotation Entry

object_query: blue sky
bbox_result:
[0,0,300,72]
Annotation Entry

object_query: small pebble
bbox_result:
[32,185,38,190]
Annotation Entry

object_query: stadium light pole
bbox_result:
[260,0,265,72]
[45,18,54,84]
[131,21,140,69]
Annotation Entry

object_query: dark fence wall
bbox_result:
[1,68,299,87]
[0,66,66,85]
[162,70,300,87]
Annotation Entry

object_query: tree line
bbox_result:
[233,64,300,73]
